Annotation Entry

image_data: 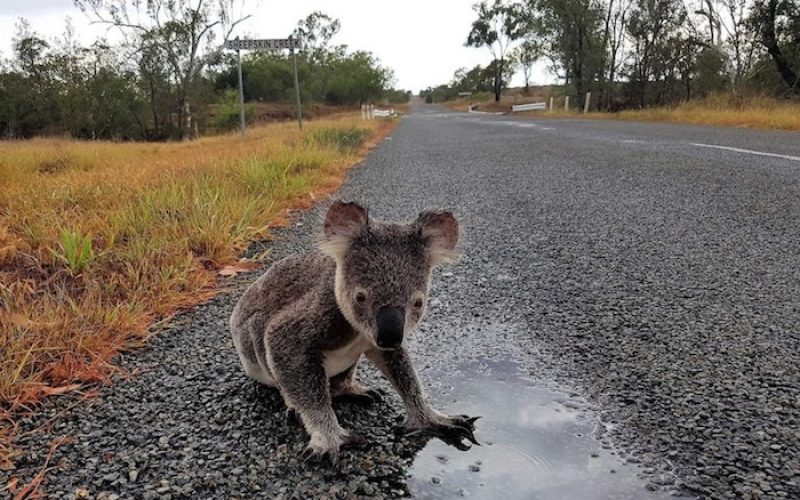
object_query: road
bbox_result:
[5,104,799,499]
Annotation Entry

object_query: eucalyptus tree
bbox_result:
[466,0,528,101]
[512,37,544,93]
[74,0,252,139]
[529,0,606,106]
[749,0,800,92]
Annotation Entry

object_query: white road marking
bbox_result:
[693,143,800,162]
[510,122,555,131]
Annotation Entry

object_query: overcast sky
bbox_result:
[0,0,552,91]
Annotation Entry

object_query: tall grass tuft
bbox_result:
[309,126,372,152]
[52,228,95,275]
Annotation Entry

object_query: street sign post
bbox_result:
[225,37,304,136]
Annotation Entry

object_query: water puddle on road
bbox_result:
[407,359,667,499]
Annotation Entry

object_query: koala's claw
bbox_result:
[343,432,369,449]
[299,432,367,467]
[455,415,482,430]
[300,446,338,466]
[405,415,482,451]
[366,388,384,402]
[433,424,476,451]
[333,388,384,406]
[285,408,299,427]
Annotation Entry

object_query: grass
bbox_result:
[0,115,394,469]
[598,94,800,130]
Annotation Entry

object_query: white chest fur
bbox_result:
[322,335,372,378]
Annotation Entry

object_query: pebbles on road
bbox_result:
[3,105,800,499]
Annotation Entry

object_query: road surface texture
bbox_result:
[4,104,800,499]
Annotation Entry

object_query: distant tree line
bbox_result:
[423,0,800,108]
[0,2,407,140]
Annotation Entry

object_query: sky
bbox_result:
[0,0,553,92]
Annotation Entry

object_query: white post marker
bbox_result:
[549,96,554,111]
[584,92,591,113]
[565,96,570,111]
[225,36,304,135]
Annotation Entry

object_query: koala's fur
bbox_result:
[230,201,478,462]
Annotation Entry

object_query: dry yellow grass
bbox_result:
[463,93,800,131]
[605,95,800,130]
[0,116,395,467]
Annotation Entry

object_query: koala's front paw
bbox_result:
[406,413,481,451]
[300,431,367,466]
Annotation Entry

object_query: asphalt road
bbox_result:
[4,104,800,499]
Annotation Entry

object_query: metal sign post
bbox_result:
[224,37,304,136]
[290,36,303,130]
[235,38,246,138]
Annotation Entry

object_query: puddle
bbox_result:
[407,359,667,499]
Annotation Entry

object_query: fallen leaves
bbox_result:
[217,260,261,276]
[38,385,81,397]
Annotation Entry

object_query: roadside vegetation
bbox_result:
[447,89,800,130]
[0,116,394,467]
[594,94,800,129]
[1,5,409,141]
[422,0,800,129]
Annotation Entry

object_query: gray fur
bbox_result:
[230,201,476,461]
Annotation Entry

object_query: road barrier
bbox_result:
[511,102,547,112]
[468,105,504,115]
[361,105,395,120]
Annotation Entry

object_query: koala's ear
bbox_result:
[320,201,368,259]
[416,210,459,266]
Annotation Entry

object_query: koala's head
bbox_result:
[320,201,458,350]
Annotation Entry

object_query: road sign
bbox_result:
[225,38,301,51]
[225,36,304,134]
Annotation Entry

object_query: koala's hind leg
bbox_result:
[330,358,383,405]
[366,348,480,451]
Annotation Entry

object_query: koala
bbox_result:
[230,201,479,463]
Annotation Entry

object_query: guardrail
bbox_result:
[468,105,503,115]
[511,102,547,112]
[361,105,396,120]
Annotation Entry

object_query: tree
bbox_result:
[294,11,344,62]
[0,18,146,139]
[717,0,759,91]
[749,0,800,92]
[75,0,251,139]
[531,0,606,106]
[324,51,390,105]
[626,0,690,106]
[466,0,527,101]
[512,37,543,93]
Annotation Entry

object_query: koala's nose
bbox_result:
[375,306,405,349]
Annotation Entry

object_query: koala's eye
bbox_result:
[413,298,424,309]
[355,291,367,304]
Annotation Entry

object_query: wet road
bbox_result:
[5,104,800,499]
